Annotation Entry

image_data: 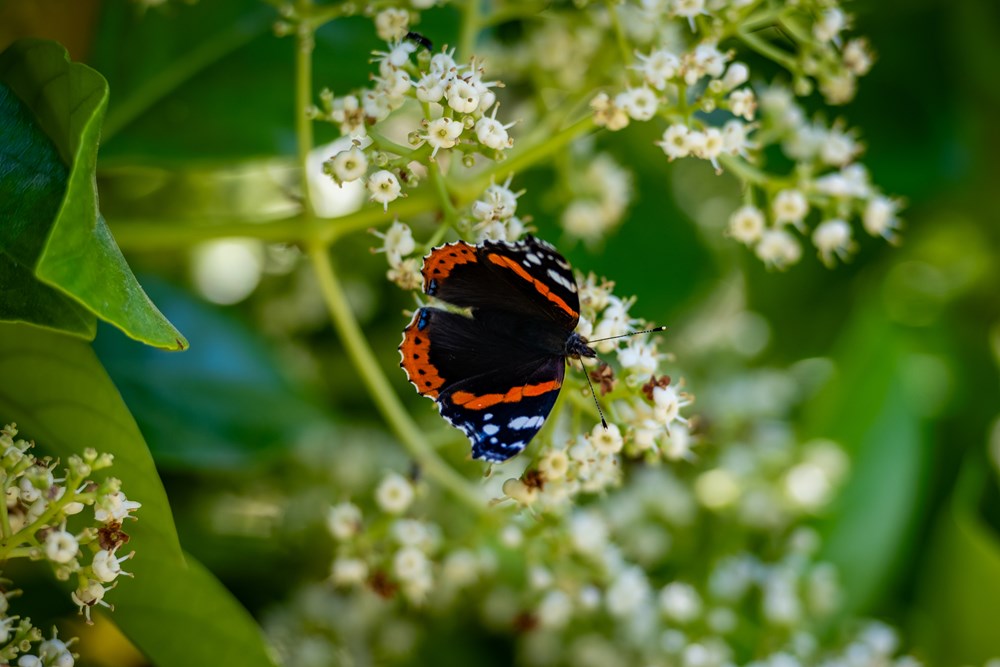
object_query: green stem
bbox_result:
[452,115,596,203]
[0,479,10,541]
[295,4,316,218]
[458,0,482,61]
[428,161,459,225]
[307,244,486,512]
[289,0,483,511]
[718,154,781,188]
[102,8,272,141]
[737,28,798,72]
[110,192,440,252]
[605,0,634,69]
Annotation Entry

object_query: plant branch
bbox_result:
[307,244,486,512]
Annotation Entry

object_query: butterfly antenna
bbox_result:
[577,358,608,429]
[588,325,669,344]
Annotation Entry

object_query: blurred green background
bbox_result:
[2,0,1000,664]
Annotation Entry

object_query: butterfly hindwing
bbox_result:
[438,357,565,462]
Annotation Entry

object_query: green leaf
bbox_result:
[911,461,1000,664]
[93,277,329,471]
[804,302,932,616]
[0,322,276,667]
[0,255,96,338]
[0,39,187,350]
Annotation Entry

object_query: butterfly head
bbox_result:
[565,332,597,360]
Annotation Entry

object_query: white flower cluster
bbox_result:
[327,471,491,607]
[725,87,903,269]
[315,34,516,212]
[0,423,140,665]
[470,177,527,243]
[371,220,422,290]
[560,153,632,244]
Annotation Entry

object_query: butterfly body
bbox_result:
[399,236,593,462]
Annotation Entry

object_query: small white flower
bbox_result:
[72,579,112,621]
[771,189,809,228]
[843,38,874,76]
[728,205,766,245]
[812,218,855,266]
[569,511,608,556]
[616,87,659,122]
[17,655,42,667]
[692,127,724,171]
[92,548,133,583]
[663,423,695,461]
[415,73,446,103]
[45,529,78,564]
[38,638,74,667]
[327,146,368,184]
[423,117,463,157]
[538,450,570,480]
[590,92,630,131]
[446,79,481,113]
[652,384,690,427]
[659,582,703,623]
[618,339,658,376]
[95,491,141,523]
[326,502,362,540]
[673,0,708,31]
[819,128,859,167]
[442,549,479,587]
[820,72,857,105]
[562,200,610,242]
[394,545,430,582]
[722,62,749,90]
[537,589,574,629]
[657,123,691,159]
[374,8,409,42]
[814,8,847,44]
[392,518,429,547]
[475,106,515,150]
[728,88,757,121]
[591,422,624,455]
[375,472,414,514]
[501,478,538,506]
[331,557,369,586]
[755,229,803,269]
[863,195,901,240]
[606,567,650,617]
[634,48,680,90]
[387,257,423,290]
[694,468,741,509]
[372,220,415,266]
[367,170,402,210]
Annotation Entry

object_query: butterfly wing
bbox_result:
[421,237,581,330]
[400,307,564,461]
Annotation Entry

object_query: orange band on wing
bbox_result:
[400,320,446,398]
[486,253,578,319]
[423,242,478,292]
[450,379,562,410]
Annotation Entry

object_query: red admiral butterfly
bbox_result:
[399,236,597,462]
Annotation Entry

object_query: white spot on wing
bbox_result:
[483,424,500,436]
[546,268,577,293]
[508,415,545,430]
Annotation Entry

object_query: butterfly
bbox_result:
[399,235,597,462]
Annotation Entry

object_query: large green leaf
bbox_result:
[804,302,932,616]
[911,462,1000,663]
[93,277,329,470]
[0,39,186,350]
[0,322,276,667]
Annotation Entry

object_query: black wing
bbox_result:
[399,307,564,461]
[420,237,581,331]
